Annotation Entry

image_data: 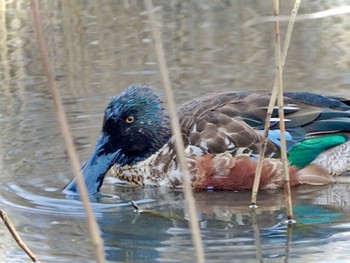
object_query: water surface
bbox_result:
[1,1,350,262]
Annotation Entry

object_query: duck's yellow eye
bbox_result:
[125,116,134,124]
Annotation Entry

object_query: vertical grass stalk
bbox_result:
[273,0,294,221]
[143,1,205,262]
[29,1,105,262]
[250,0,301,207]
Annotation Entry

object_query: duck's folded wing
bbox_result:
[178,92,277,157]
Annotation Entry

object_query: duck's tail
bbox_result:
[293,164,335,186]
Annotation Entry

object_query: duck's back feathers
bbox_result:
[284,92,350,111]
[177,91,350,159]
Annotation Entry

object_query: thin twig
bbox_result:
[29,1,105,262]
[143,1,205,262]
[0,209,40,263]
[250,0,301,207]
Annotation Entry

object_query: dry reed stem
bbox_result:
[143,1,205,262]
[250,0,301,207]
[273,0,294,221]
[29,1,105,262]
[0,209,40,262]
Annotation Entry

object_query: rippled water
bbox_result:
[1,1,350,262]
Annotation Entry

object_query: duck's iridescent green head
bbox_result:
[64,85,171,195]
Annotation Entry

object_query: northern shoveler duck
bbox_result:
[64,85,350,195]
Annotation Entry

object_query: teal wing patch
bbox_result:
[288,134,347,168]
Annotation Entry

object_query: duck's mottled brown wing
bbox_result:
[177,92,277,157]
